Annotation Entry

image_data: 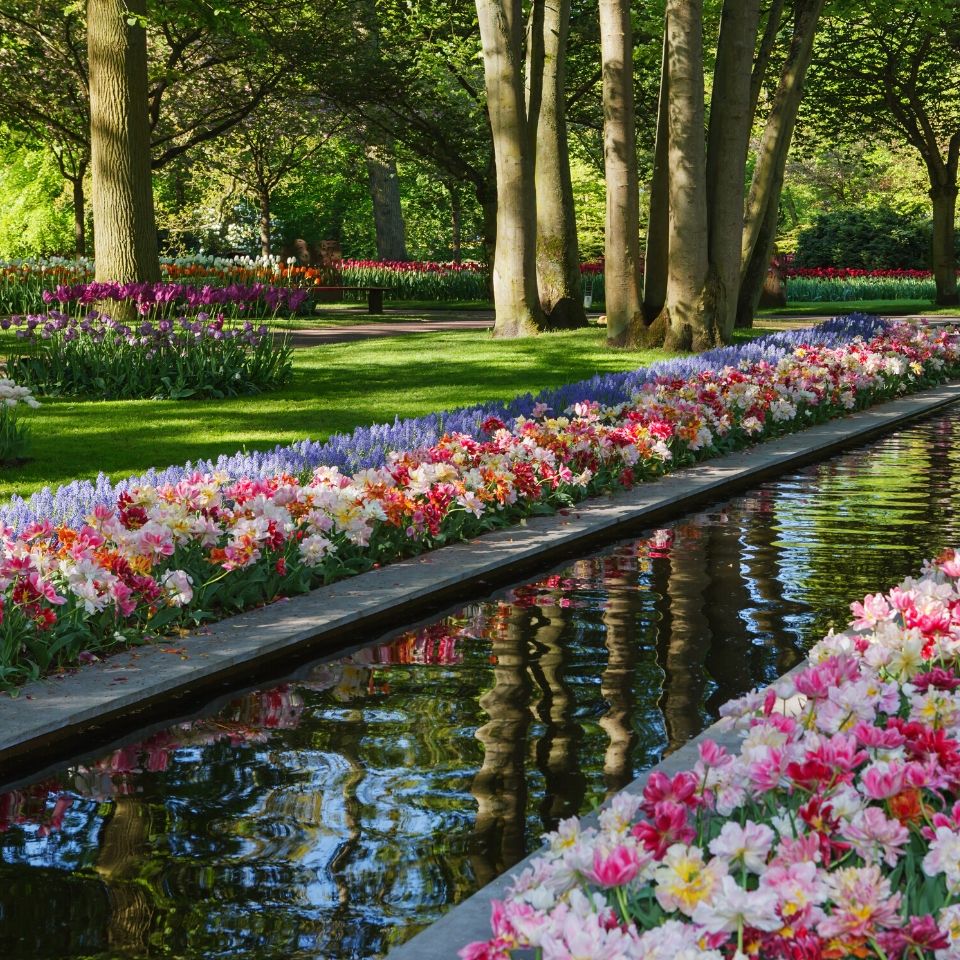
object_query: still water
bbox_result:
[2,407,960,959]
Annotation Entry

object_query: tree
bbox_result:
[202,96,339,257]
[309,0,598,329]
[598,0,644,345]
[532,0,587,329]
[87,0,160,282]
[736,0,825,327]
[363,139,409,261]
[0,0,286,263]
[475,0,544,336]
[0,4,91,255]
[803,1,960,304]
[643,0,761,348]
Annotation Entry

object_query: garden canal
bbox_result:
[3,404,960,960]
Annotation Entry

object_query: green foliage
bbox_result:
[0,140,73,257]
[570,157,606,261]
[792,207,947,270]
[785,277,942,302]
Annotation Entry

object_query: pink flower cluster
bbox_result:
[2,323,959,687]
[462,549,960,960]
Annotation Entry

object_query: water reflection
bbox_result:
[3,406,960,959]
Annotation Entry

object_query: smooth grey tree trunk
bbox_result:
[532,0,586,329]
[476,0,544,337]
[658,0,713,351]
[738,0,824,327]
[932,185,959,304]
[705,0,761,340]
[364,141,409,261]
[87,0,159,283]
[599,0,643,346]
[643,32,670,323]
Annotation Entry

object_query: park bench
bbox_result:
[305,285,392,314]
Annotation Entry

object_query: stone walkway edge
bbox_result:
[0,383,957,789]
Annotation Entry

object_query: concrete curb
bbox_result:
[0,383,957,783]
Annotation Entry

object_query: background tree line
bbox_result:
[0,0,956,341]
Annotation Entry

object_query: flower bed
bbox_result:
[0,315,887,534]
[40,280,309,320]
[783,268,950,303]
[461,550,960,960]
[0,318,955,689]
[3,310,292,400]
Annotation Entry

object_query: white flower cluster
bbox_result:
[0,378,40,409]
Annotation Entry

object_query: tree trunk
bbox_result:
[643,32,670,322]
[705,0,761,340]
[476,0,544,337]
[72,172,87,258]
[736,179,780,327]
[599,0,644,346]
[476,171,498,270]
[87,0,159,283]
[364,140,409,261]
[448,182,463,263]
[533,0,586,330]
[749,0,786,126]
[739,0,824,326]
[656,0,715,352]
[931,184,959,305]
[258,187,271,258]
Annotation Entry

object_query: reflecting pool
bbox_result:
[2,406,960,959]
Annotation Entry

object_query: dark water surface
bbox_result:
[3,407,960,960]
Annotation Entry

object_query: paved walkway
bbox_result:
[280,310,953,349]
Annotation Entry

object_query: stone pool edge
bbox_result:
[0,383,957,781]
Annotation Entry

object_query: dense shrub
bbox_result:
[792,206,955,270]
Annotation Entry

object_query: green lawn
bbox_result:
[759,298,960,318]
[2,327,675,503]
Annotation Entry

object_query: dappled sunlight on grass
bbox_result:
[1,327,676,501]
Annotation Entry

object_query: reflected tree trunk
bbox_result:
[700,518,755,716]
[470,607,532,887]
[94,798,155,953]
[600,566,639,795]
[527,601,585,826]
[656,529,711,752]
[739,490,806,672]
